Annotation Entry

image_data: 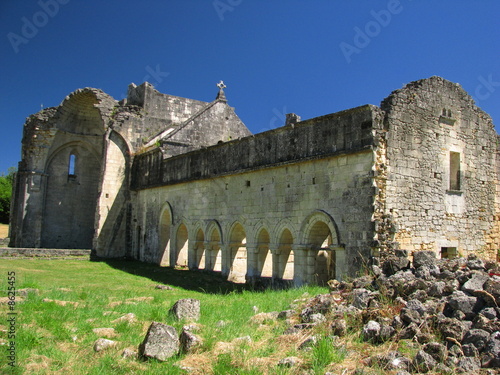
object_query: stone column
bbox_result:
[245,243,258,283]
[187,240,197,270]
[204,240,212,270]
[306,247,317,284]
[292,245,308,286]
[269,244,280,280]
[333,246,347,281]
[221,242,231,279]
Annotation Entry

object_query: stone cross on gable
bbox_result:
[216,80,227,102]
[217,80,226,90]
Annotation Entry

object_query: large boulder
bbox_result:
[139,322,179,361]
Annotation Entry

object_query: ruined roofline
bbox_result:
[131,104,379,189]
[135,103,380,158]
[126,81,210,108]
[59,87,118,108]
[380,76,494,125]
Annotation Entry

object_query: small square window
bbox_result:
[441,247,458,259]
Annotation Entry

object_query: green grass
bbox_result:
[0,259,327,374]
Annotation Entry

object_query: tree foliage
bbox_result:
[0,167,16,224]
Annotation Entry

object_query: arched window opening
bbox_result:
[278,229,294,280]
[194,229,205,270]
[159,208,171,266]
[228,223,247,283]
[207,226,222,272]
[256,229,272,278]
[308,220,336,286]
[68,154,76,176]
[175,224,189,268]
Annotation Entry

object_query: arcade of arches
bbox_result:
[156,208,346,286]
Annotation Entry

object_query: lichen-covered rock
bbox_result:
[139,322,179,361]
[456,357,481,373]
[351,288,375,309]
[438,317,467,341]
[170,299,201,321]
[462,272,489,294]
[368,351,411,371]
[412,251,437,269]
[93,338,116,352]
[422,342,447,362]
[413,350,437,373]
[447,290,481,319]
[179,327,203,354]
[462,329,490,351]
[362,320,381,342]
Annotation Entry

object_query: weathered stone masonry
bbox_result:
[9,77,500,285]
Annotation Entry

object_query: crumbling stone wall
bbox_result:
[117,82,251,156]
[380,76,499,259]
[10,82,251,254]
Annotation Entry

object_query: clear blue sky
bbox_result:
[1,1,499,174]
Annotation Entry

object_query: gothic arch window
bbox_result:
[68,153,77,179]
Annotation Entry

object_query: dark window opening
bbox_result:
[449,152,461,191]
[441,247,457,259]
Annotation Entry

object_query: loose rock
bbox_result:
[139,322,179,361]
[170,299,201,321]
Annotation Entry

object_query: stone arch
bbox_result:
[255,227,272,278]
[173,221,189,268]
[158,202,173,266]
[56,88,115,135]
[41,142,101,249]
[228,221,247,283]
[206,220,223,272]
[300,210,341,285]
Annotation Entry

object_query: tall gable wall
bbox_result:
[380,76,499,258]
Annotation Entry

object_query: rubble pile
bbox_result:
[292,251,500,373]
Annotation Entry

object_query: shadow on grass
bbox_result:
[96,258,252,295]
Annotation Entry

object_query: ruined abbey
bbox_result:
[9,76,500,285]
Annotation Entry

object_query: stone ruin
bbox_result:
[8,76,500,285]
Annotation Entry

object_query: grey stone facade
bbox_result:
[9,77,500,285]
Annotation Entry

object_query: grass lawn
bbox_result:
[0,224,8,238]
[0,258,328,374]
